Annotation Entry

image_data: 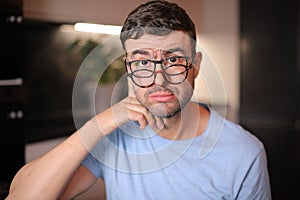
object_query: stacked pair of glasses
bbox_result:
[125,49,194,88]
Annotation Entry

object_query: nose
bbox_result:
[154,63,166,85]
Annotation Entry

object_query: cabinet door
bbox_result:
[240,0,300,199]
[0,7,23,80]
[0,0,24,183]
[0,101,24,182]
[240,0,298,119]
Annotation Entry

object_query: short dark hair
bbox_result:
[120,0,196,53]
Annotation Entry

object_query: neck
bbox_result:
[156,102,210,140]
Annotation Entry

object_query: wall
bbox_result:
[23,0,240,121]
[197,0,240,121]
[22,0,203,25]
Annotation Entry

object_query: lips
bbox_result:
[148,92,175,102]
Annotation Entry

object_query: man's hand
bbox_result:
[111,97,150,130]
[93,78,165,135]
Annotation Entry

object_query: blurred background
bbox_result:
[0,0,299,199]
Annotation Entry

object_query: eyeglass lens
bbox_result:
[126,49,193,88]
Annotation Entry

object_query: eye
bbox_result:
[168,57,179,63]
[167,56,186,65]
[140,60,149,66]
[133,60,150,67]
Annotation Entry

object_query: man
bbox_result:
[7,0,271,199]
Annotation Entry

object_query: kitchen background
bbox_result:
[0,0,299,199]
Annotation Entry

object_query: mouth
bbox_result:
[148,91,176,102]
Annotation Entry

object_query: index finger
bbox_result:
[127,77,136,98]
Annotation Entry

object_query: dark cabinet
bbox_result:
[0,0,23,80]
[0,0,24,189]
[0,98,24,181]
[240,0,300,199]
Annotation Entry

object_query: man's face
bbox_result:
[124,31,200,118]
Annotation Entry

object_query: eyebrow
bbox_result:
[127,47,188,58]
[129,49,151,57]
[165,47,186,55]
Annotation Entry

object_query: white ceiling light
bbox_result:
[74,23,122,35]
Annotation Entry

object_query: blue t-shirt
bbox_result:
[82,107,271,200]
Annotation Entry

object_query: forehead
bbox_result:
[124,31,193,54]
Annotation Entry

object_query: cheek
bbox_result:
[179,80,194,99]
[185,72,195,88]
[133,88,146,101]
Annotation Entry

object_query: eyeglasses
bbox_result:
[125,56,193,88]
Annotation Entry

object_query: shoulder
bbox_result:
[222,118,263,152]
[207,108,265,158]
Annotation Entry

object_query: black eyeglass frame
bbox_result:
[125,56,194,88]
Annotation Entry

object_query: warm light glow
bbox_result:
[59,24,75,33]
[74,23,122,35]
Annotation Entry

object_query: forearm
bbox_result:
[7,133,86,199]
[7,118,105,199]
[6,97,147,199]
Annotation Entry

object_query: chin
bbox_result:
[151,111,179,119]
[149,104,181,118]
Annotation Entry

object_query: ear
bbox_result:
[123,56,136,98]
[192,51,202,78]
[123,56,130,73]
[123,56,135,98]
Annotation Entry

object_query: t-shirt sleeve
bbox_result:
[236,147,272,200]
[81,153,103,179]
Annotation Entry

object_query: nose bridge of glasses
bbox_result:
[153,60,166,73]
